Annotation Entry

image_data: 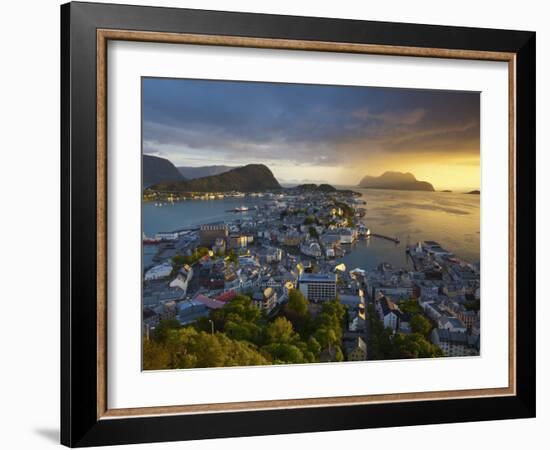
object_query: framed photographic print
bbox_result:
[61,1,536,447]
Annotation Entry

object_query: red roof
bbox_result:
[215,290,237,302]
[193,294,225,310]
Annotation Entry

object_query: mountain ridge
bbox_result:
[148,164,281,192]
[177,165,238,180]
[143,154,184,187]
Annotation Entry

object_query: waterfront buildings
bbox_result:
[339,228,357,244]
[199,223,228,246]
[212,237,226,255]
[144,262,173,281]
[155,231,179,241]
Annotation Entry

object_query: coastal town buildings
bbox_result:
[144,262,173,281]
[143,186,480,362]
[199,223,228,246]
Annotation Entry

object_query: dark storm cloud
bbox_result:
[142,77,480,166]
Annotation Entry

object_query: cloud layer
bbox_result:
[142,78,480,189]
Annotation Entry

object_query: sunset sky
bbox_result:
[142,78,480,191]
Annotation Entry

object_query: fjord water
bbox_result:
[340,188,480,268]
[142,188,480,270]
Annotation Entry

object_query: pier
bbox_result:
[169,227,199,234]
[371,233,400,244]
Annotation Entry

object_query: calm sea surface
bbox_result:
[142,188,480,270]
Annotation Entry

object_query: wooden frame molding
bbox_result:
[96,29,517,420]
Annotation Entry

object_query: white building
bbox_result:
[301,241,322,258]
[252,287,278,313]
[169,264,193,295]
[265,247,283,263]
[298,273,337,302]
[438,316,467,333]
[144,262,173,281]
[339,228,357,244]
[375,296,401,332]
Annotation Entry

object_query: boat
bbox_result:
[357,224,371,237]
[142,233,161,245]
[234,205,249,212]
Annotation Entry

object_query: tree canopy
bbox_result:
[287,289,309,318]
[172,247,209,266]
[366,304,442,360]
[143,291,442,371]
[410,314,432,337]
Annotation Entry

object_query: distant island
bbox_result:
[466,190,480,195]
[441,189,453,193]
[358,171,435,191]
[143,155,184,187]
[148,164,282,192]
[177,165,238,180]
[292,183,337,193]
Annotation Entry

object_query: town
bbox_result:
[142,187,480,369]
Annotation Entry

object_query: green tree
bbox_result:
[366,304,395,360]
[308,226,319,238]
[153,318,181,343]
[465,299,480,311]
[287,289,309,318]
[400,299,421,314]
[314,326,339,351]
[306,336,322,359]
[303,216,316,225]
[311,299,346,356]
[225,250,239,264]
[410,314,432,337]
[153,327,271,369]
[392,333,443,359]
[334,346,344,362]
[172,247,210,266]
[211,295,261,327]
[266,317,297,344]
[210,295,264,345]
[172,254,186,266]
[225,319,263,344]
[142,339,171,370]
[261,343,305,364]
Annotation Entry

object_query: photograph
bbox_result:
[141,78,481,370]
[55,1,537,446]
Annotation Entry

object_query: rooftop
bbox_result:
[299,273,337,283]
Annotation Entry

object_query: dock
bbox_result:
[168,227,199,234]
[371,233,400,244]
